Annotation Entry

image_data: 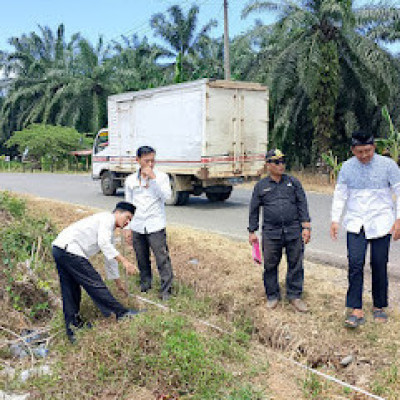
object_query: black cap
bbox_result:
[351,130,374,146]
[266,148,285,161]
[114,201,136,215]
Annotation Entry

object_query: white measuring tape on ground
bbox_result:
[119,236,386,400]
[132,294,230,334]
[288,357,386,400]
[131,293,386,400]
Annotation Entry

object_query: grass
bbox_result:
[0,192,58,323]
[301,373,324,399]
[240,170,335,194]
[3,296,266,400]
[0,159,90,174]
[2,192,400,399]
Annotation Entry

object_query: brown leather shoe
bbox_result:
[266,298,279,310]
[289,298,308,313]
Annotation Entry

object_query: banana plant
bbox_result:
[321,150,343,183]
[376,106,400,164]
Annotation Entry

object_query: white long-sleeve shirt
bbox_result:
[331,154,400,239]
[125,168,172,234]
[52,212,120,280]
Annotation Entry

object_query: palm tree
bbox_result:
[58,37,120,133]
[0,24,80,140]
[0,26,123,141]
[111,34,170,90]
[188,35,224,79]
[242,0,400,163]
[150,4,217,82]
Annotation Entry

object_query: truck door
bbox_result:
[205,87,244,174]
[117,102,134,157]
[205,85,268,177]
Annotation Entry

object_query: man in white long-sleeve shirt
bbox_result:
[52,201,143,342]
[330,130,400,328]
[124,146,174,300]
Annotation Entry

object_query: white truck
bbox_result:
[92,79,269,205]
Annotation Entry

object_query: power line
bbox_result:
[107,0,217,46]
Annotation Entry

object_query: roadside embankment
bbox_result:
[1,192,399,399]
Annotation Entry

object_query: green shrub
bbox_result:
[0,192,57,319]
[0,191,26,217]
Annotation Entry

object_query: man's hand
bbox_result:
[122,260,136,275]
[330,222,339,240]
[115,278,128,296]
[302,228,311,244]
[249,232,258,245]
[141,166,156,180]
[390,219,400,241]
[123,229,133,246]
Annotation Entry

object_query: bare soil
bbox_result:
[2,194,400,399]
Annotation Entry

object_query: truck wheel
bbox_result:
[205,192,221,202]
[177,191,189,205]
[166,175,189,206]
[218,191,232,201]
[206,187,232,202]
[101,171,117,196]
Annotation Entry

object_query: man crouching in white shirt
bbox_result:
[330,130,400,328]
[52,201,144,343]
[124,146,174,301]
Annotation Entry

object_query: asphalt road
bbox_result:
[1,172,399,276]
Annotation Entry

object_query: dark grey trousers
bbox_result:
[262,234,304,300]
[131,229,174,294]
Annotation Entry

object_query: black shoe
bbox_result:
[66,327,76,344]
[140,284,152,293]
[73,314,92,330]
[159,292,171,301]
[117,309,146,321]
[67,333,76,344]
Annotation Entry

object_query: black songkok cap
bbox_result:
[114,201,136,215]
[351,130,374,146]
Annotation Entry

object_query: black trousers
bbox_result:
[52,246,127,336]
[262,234,304,300]
[131,229,173,294]
[346,229,391,309]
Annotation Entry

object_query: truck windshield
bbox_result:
[93,130,109,154]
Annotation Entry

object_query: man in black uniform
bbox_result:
[248,149,311,312]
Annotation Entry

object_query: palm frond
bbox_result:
[242,0,301,19]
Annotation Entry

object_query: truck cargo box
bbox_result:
[93,79,269,203]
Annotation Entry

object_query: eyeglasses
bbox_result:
[267,159,286,165]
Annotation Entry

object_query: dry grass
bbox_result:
[3,193,400,399]
[167,228,399,387]
[240,171,335,194]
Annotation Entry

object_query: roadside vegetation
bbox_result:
[2,192,400,399]
[1,124,93,172]
[0,192,58,325]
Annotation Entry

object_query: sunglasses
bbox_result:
[267,159,286,165]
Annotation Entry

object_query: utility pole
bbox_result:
[223,0,231,80]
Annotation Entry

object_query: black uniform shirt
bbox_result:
[248,174,311,239]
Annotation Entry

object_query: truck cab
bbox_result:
[92,128,124,195]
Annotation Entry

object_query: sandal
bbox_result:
[373,309,388,323]
[344,314,365,328]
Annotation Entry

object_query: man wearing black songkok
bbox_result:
[52,201,145,342]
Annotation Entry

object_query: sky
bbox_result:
[0,0,274,52]
[0,0,398,59]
